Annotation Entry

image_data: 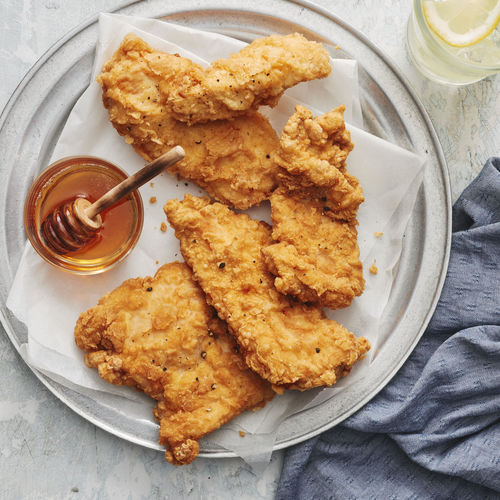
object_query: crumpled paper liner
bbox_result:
[7,13,426,466]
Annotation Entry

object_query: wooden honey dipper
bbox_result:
[41,146,185,254]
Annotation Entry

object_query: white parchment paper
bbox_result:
[7,14,426,465]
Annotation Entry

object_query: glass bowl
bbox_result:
[24,156,144,274]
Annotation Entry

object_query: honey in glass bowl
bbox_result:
[24,156,144,275]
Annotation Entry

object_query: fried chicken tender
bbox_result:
[98,33,331,125]
[276,105,363,222]
[74,262,274,466]
[164,195,370,391]
[262,105,365,309]
[97,34,281,209]
[262,187,364,309]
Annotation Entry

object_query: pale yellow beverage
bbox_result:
[407,0,500,85]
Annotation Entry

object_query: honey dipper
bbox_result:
[41,146,185,254]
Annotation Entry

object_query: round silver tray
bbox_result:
[0,0,451,458]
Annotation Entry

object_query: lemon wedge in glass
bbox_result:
[423,0,500,47]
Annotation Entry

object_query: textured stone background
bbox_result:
[1,1,500,498]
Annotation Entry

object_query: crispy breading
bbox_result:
[98,33,331,125]
[164,195,370,391]
[262,186,364,309]
[276,105,363,222]
[261,105,365,309]
[97,34,281,209]
[74,262,274,465]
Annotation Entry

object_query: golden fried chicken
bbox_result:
[97,34,281,209]
[276,105,363,222]
[262,187,364,309]
[261,105,365,309]
[164,195,370,391]
[98,33,331,125]
[74,261,274,466]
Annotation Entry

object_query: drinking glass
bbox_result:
[406,0,500,85]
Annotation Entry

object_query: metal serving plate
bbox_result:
[0,0,451,458]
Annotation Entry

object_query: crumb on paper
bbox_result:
[239,431,245,437]
[160,222,167,232]
[156,261,159,265]
[336,45,341,50]
[150,196,157,203]
[369,260,378,275]
[374,232,383,238]
[150,182,154,187]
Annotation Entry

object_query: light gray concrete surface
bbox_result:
[2,1,500,499]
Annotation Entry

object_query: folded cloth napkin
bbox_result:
[276,158,500,500]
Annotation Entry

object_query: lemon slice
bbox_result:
[423,0,500,47]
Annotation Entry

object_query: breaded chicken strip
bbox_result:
[74,262,274,466]
[262,187,365,309]
[97,34,281,209]
[164,195,370,391]
[98,33,331,125]
[276,105,363,222]
[262,105,365,309]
